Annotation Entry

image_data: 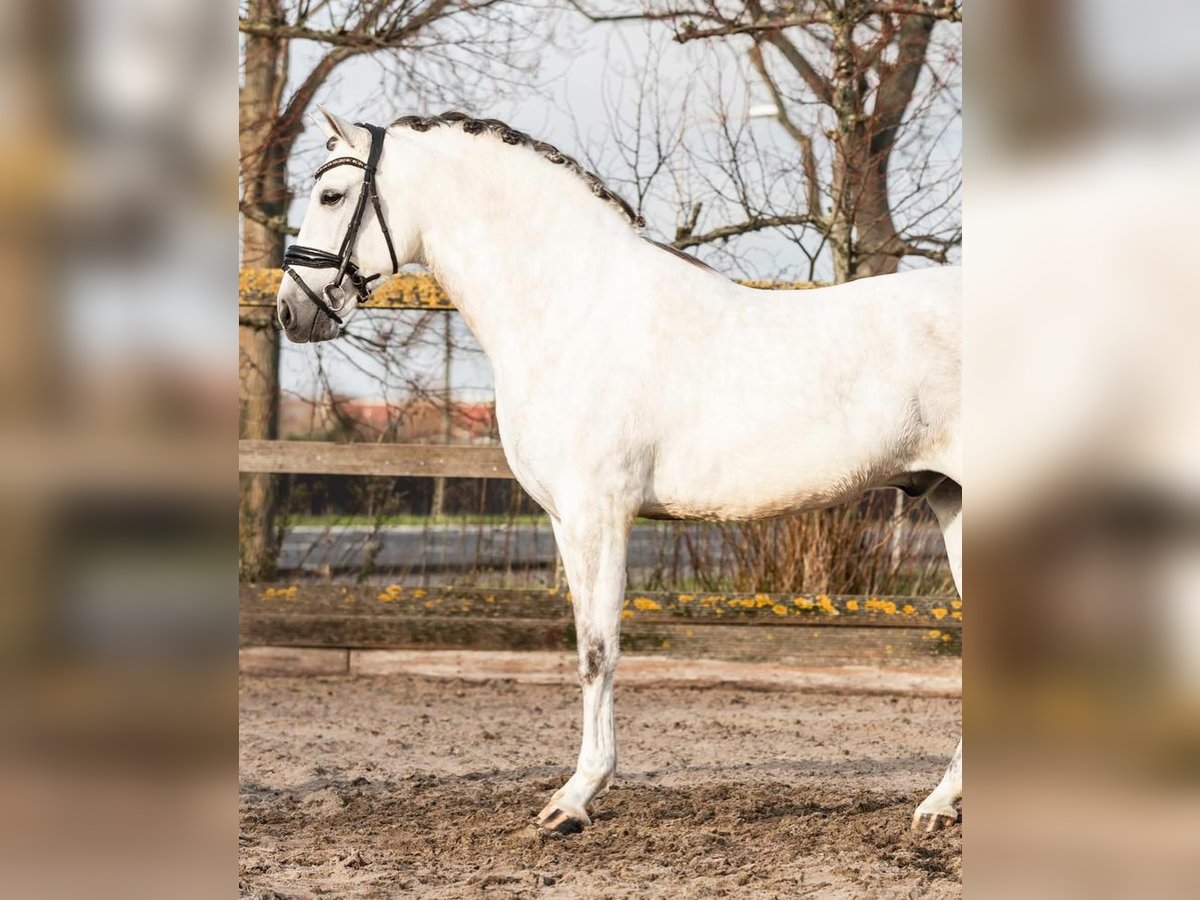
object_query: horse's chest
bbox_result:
[493,392,562,517]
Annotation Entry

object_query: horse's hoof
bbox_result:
[911,810,959,833]
[538,807,586,836]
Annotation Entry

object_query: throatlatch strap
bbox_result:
[358,123,400,274]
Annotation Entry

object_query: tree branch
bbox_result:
[869,2,961,23]
[742,0,833,106]
[270,45,356,153]
[238,19,422,49]
[240,201,299,237]
[672,214,821,250]
[672,0,959,43]
[563,0,707,25]
[748,42,823,218]
[898,230,962,263]
[674,201,703,242]
[675,11,832,44]
[868,11,936,157]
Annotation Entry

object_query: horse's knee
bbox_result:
[578,635,616,684]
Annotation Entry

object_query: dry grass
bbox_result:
[639,496,955,596]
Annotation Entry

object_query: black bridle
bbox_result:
[283,122,399,325]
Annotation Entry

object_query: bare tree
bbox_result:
[569,1,961,282]
[239,0,550,578]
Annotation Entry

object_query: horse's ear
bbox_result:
[313,106,366,152]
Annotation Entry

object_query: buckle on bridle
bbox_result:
[324,282,350,311]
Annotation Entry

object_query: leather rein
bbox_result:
[282,122,399,326]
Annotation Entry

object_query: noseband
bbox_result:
[282,122,399,326]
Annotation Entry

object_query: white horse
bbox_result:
[277,108,963,835]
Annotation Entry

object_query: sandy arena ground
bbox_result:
[240,668,961,898]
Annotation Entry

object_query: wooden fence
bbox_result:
[239,270,959,664]
[242,583,961,665]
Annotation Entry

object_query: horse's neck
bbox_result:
[405,137,643,370]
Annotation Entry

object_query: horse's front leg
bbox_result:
[536,507,631,835]
[914,737,962,832]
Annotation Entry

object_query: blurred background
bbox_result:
[0,0,231,897]
[0,0,1194,896]
[968,1,1200,895]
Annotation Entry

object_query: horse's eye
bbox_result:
[320,189,343,206]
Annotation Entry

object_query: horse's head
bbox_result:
[277,108,422,342]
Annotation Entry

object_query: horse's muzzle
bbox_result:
[277,293,340,343]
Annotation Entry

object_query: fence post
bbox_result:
[239,304,281,580]
[890,491,905,572]
[430,309,453,519]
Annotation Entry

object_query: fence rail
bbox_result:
[239,439,512,478]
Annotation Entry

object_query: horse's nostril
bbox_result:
[279,299,294,328]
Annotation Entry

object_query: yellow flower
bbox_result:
[376,584,402,602]
[845,599,859,612]
[620,610,634,620]
[771,604,788,616]
[633,597,661,611]
[932,608,948,619]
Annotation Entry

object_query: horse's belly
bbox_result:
[644,441,884,520]
[640,351,948,519]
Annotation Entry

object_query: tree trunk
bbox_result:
[855,11,936,278]
[850,151,903,278]
[239,0,285,580]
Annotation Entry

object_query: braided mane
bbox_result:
[391,111,646,230]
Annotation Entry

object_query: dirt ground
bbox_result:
[240,671,961,898]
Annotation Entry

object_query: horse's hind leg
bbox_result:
[914,478,963,832]
[536,505,632,835]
